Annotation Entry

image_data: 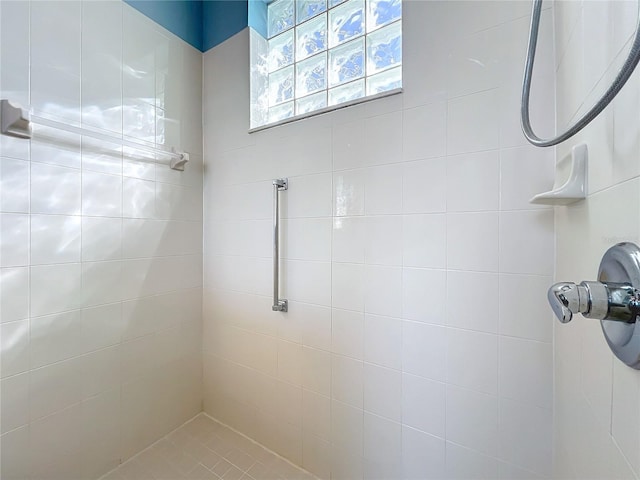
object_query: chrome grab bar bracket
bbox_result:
[272,178,288,312]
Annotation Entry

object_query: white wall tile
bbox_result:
[445,441,499,480]
[402,373,446,436]
[364,314,401,370]
[364,164,403,215]
[332,308,364,359]
[30,310,82,368]
[402,267,447,323]
[0,267,29,323]
[446,271,498,334]
[446,385,498,456]
[402,158,447,214]
[1,373,29,434]
[333,120,366,171]
[82,171,122,217]
[447,89,500,155]
[0,157,30,213]
[0,213,29,267]
[1,319,30,377]
[30,214,81,265]
[332,216,366,263]
[402,321,446,381]
[446,150,499,212]
[447,212,499,272]
[31,163,81,215]
[403,214,446,268]
[499,274,553,342]
[447,328,498,395]
[365,215,403,266]
[332,354,364,408]
[402,425,445,480]
[82,217,122,262]
[30,263,82,317]
[365,265,402,318]
[334,169,365,217]
[403,102,447,161]
[364,363,401,421]
[499,210,554,275]
[363,413,402,478]
[364,111,403,166]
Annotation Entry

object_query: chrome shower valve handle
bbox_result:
[548,281,640,324]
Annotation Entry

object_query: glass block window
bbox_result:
[250,0,402,129]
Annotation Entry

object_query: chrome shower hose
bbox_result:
[521,0,640,147]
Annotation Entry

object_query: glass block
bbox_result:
[296,91,327,115]
[296,13,327,61]
[329,0,364,47]
[296,52,327,97]
[268,30,295,72]
[268,0,294,38]
[329,0,347,7]
[269,65,295,106]
[366,21,402,75]
[366,65,401,95]
[367,0,401,32]
[328,37,364,87]
[269,101,294,122]
[328,78,365,106]
[297,0,327,24]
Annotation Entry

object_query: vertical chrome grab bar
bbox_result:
[272,178,288,312]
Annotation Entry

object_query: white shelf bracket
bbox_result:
[1,99,32,139]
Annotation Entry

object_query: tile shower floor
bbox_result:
[101,414,315,480]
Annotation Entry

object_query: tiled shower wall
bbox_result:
[0,2,203,478]
[203,2,556,478]
[554,1,640,478]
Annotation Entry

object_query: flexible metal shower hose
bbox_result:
[521,0,640,147]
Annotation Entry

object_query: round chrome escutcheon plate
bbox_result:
[598,242,640,369]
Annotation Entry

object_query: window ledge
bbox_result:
[248,87,403,134]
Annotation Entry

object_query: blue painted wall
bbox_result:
[125,0,253,52]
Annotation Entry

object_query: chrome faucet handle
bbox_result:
[547,282,588,323]
[548,280,640,324]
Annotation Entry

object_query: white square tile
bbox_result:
[446,150,499,212]
[29,358,82,420]
[82,217,122,262]
[445,441,499,480]
[333,169,366,217]
[31,263,82,317]
[31,214,81,265]
[31,163,81,215]
[302,346,332,396]
[30,310,83,368]
[332,354,364,408]
[284,260,331,306]
[331,399,364,452]
[402,321,446,381]
[402,214,446,268]
[364,363,401,421]
[364,111,403,166]
[81,303,124,354]
[364,313,402,370]
[333,119,366,171]
[446,271,498,333]
[363,413,402,478]
[447,212,499,272]
[332,308,364,359]
[447,328,498,395]
[0,157,30,213]
[1,373,29,434]
[0,214,29,267]
[81,261,123,308]
[499,210,554,275]
[498,399,552,477]
[364,164,403,215]
[365,215,403,266]
[123,177,155,218]
[403,102,447,161]
[402,372,445,436]
[1,319,29,377]
[365,265,402,318]
[447,89,500,155]
[402,268,446,324]
[0,267,29,323]
[333,216,366,263]
[401,425,445,480]
[402,158,447,214]
[303,390,331,440]
[499,274,553,342]
[499,336,553,409]
[446,384,498,457]
[82,171,122,217]
[283,218,332,262]
[286,173,332,218]
[500,146,554,211]
[31,128,81,169]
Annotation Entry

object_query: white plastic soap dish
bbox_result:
[529,143,587,206]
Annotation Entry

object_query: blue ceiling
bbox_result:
[124,0,250,52]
